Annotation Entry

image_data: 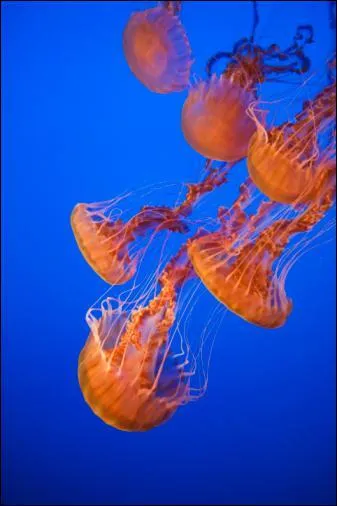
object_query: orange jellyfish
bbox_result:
[71,199,186,285]
[188,169,336,329]
[71,164,229,285]
[181,25,313,162]
[123,1,192,93]
[247,79,336,205]
[78,243,197,431]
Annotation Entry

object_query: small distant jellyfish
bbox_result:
[71,167,229,285]
[188,172,336,329]
[182,25,313,162]
[247,80,336,205]
[123,1,192,93]
[78,245,197,431]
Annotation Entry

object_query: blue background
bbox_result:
[2,1,336,505]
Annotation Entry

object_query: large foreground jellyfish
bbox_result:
[181,19,313,162]
[123,1,192,93]
[187,169,336,328]
[71,164,229,285]
[78,244,197,431]
[247,78,336,204]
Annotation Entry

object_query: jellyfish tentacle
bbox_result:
[161,0,182,16]
[205,51,232,78]
[249,0,260,43]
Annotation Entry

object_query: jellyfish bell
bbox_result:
[248,134,336,205]
[123,5,192,93]
[187,229,293,329]
[181,74,258,162]
[71,202,138,285]
[247,82,337,205]
[247,128,325,206]
[78,300,189,431]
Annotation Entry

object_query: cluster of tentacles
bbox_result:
[72,1,336,431]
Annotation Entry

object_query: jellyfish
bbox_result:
[123,1,192,93]
[181,22,313,162]
[71,164,229,285]
[187,169,336,328]
[78,244,197,431]
[247,79,336,205]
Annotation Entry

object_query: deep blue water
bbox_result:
[1,1,336,505]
